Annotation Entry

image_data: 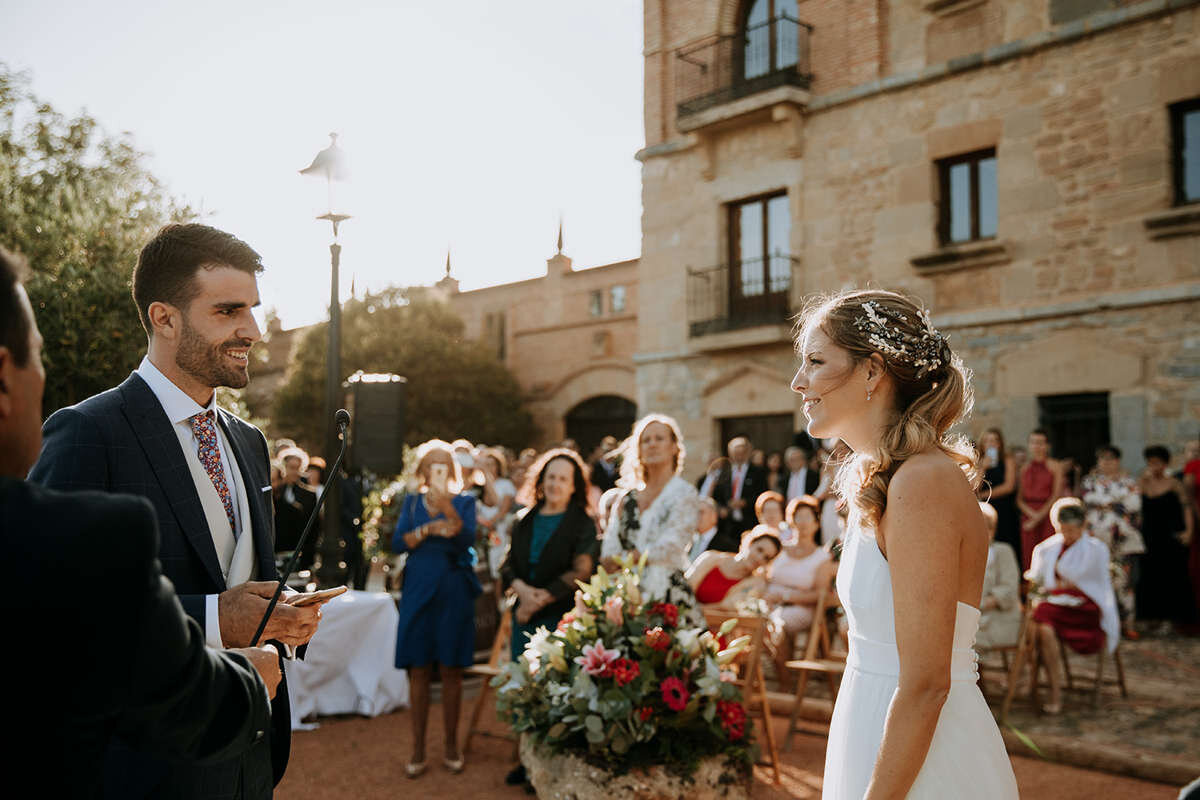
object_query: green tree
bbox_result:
[0,64,192,414]
[271,289,536,454]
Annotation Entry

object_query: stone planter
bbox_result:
[519,734,751,800]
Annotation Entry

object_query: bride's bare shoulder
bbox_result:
[888,450,973,504]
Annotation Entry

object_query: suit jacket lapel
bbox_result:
[217,410,278,581]
[118,374,226,589]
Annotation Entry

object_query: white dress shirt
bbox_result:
[786,467,809,501]
[689,526,719,563]
[730,462,748,521]
[136,356,245,649]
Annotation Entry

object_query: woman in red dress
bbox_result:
[1016,429,1064,570]
[686,527,782,608]
[1027,498,1119,714]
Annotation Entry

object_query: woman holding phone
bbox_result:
[392,440,480,778]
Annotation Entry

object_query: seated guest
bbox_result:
[1026,497,1119,714]
[976,503,1022,650]
[500,448,598,659]
[765,495,835,682]
[690,496,738,562]
[686,526,782,610]
[755,490,788,539]
[391,440,480,777]
[273,446,318,572]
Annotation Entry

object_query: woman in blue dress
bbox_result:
[392,440,480,778]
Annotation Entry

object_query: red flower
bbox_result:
[644,626,671,652]
[660,677,689,712]
[651,602,680,627]
[612,658,640,687]
[717,700,746,740]
[638,706,653,722]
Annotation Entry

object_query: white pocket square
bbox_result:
[261,485,272,493]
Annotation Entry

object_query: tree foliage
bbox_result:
[0,64,191,415]
[270,289,536,454]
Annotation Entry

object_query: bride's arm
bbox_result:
[864,459,967,800]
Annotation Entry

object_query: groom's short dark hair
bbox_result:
[132,223,264,335]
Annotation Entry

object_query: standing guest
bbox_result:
[1027,498,1119,714]
[1081,446,1144,639]
[305,456,326,497]
[1060,456,1083,498]
[500,448,598,658]
[390,440,480,778]
[477,447,517,577]
[783,444,821,502]
[601,414,700,608]
[975,504,1022,650]
[765,450,786,494]
[1183,440,1200,628]
[755,490,787,538]
[274,446,319,573]
[977,428,1020,559]
[765,495,836,683]
[689,496,738,562]
[750,448,766,468]
[713,436,769,542]
[30,224,324,799]
[1016,429,1064,570]
[687,527,783,609]
[1,245,283,797]
[1138,445,1196,632]
[696,455,729,499]
[588,435,620,493]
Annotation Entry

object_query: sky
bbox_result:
[1,0,645,328]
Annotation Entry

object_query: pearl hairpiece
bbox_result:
[854,301,948,379]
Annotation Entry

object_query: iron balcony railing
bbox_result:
[686,257,798,337]
[675,15,813,119]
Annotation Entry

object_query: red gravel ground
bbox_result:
[277,703,1183,799]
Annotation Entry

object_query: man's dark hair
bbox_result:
[1096,444,1121,460]
[0,246,31,367]
[132,224,264,335]
[1029,428,1050,442]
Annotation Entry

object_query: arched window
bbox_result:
[743,0,799,79]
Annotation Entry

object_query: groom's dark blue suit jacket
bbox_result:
[29,372,290,800]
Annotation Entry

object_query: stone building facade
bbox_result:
[441,241,640,452]
[636,0,1200,476]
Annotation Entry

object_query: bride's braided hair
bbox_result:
[796,289,978,528]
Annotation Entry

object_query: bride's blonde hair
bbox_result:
[795,289,978,529]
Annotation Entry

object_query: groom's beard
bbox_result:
[176,317,252,390]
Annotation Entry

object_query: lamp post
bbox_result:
[300,133,350,588]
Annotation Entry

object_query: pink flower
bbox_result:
[660,676,689,712]
[574,640,620,678]
[604,595,624,626]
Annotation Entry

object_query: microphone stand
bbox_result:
[250,410,351,648]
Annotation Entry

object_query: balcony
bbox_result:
[686,257,797,339]
[675,16,813,128]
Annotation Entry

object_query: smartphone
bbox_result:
[289,586,348,607]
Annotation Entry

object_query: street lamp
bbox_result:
[300,132,350,588]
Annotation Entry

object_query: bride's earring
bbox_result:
[866,388,873,401]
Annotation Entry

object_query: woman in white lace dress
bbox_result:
[600,414,700,609]
[793,289,1017,800]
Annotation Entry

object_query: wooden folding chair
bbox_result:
[704,609,780,784]
[462,608,513,756]
[783,580,846,750]
[1059,632,1128,706]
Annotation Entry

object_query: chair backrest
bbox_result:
[485,607,513,668]
[703,609,768,687]
[801,580,834,661]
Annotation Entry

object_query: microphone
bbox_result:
[250,408,352,647]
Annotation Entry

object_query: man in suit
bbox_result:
[29,224,324,799]
[712,436,768,542]
[688,497,738,562]
[0,245,281,796]
[273,446,319,572]
[782,444,821,502]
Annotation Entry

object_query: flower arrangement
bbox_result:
[494,558,757,778]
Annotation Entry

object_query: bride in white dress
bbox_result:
[792,290,1018,800]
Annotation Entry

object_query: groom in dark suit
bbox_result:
[30,224,323,799]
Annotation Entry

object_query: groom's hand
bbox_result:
[230,644,283,699]
[219,581,322,648]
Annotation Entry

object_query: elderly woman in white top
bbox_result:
[601,414,700,610]
[1026,497,1119,714]
[975,503,1022,650]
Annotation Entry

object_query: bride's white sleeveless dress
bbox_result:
[823,525,1019,799]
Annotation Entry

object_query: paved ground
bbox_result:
[277,697,1185,799]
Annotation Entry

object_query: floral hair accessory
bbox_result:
[854,300,948,379]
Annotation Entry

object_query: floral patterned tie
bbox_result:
[189,410,237,534]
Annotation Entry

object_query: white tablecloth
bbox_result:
[286,590,410,730]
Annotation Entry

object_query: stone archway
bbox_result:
[565,396,638,456]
